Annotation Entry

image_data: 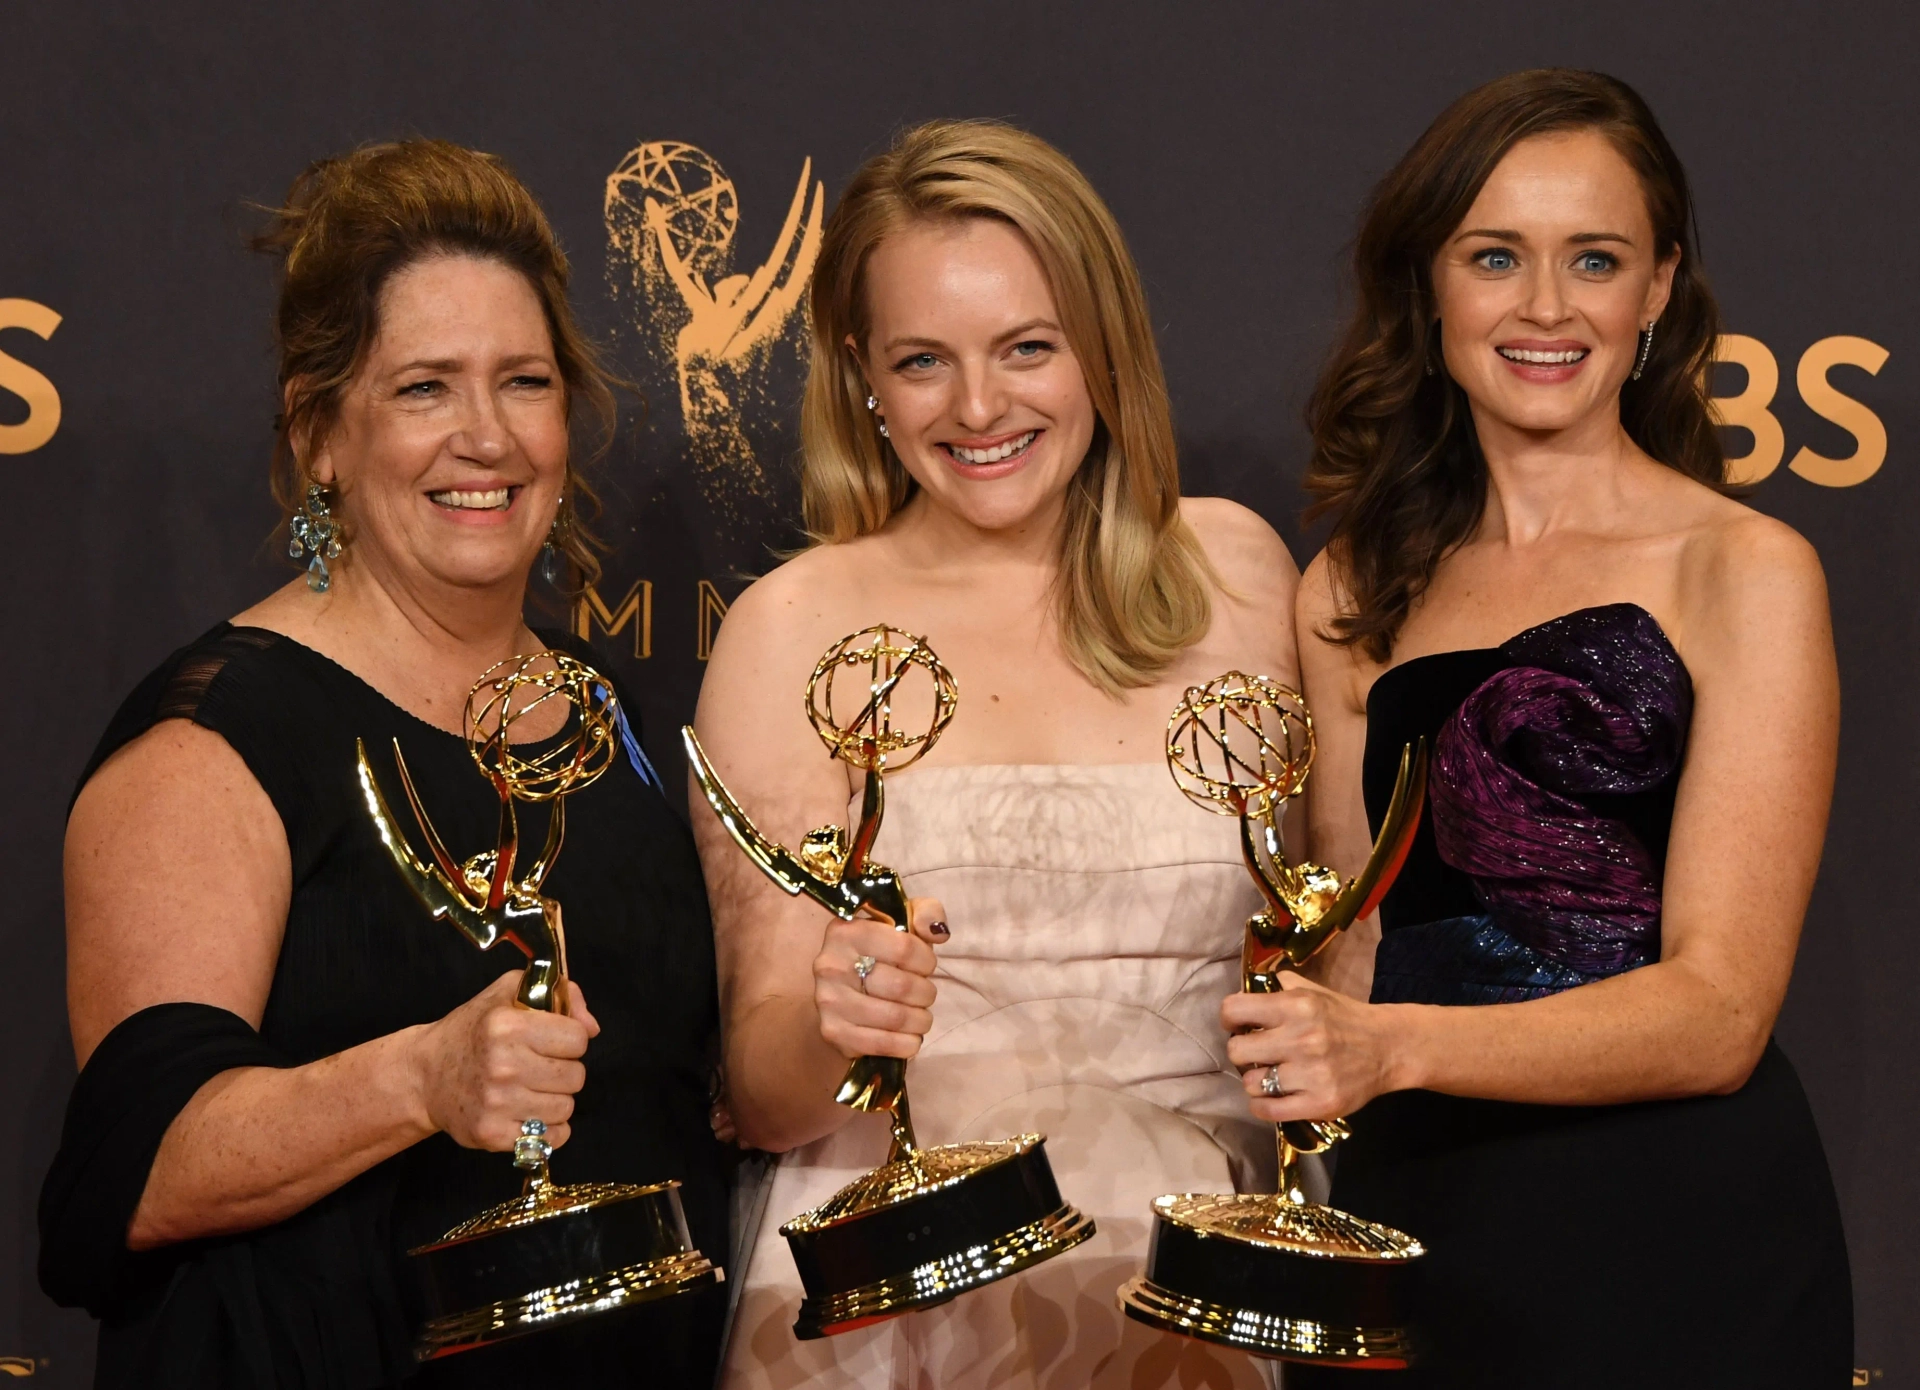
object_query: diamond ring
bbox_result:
[853,954,877,991]
[1261,1065,1283,1098]
[513,1117,553,1171]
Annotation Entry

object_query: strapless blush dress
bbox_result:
[719,763,1280,1389]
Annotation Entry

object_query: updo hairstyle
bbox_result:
[253,138,615,588]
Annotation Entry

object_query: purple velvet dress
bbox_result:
[1324,605,1851,1388]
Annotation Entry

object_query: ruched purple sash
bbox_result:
[1429,605,1692,978]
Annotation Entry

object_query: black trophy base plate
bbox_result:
[409,1178,721,1360]
[780,1135,1094,1339]
[1120,1193,1422,1366]
[1120,1275,1416,1367]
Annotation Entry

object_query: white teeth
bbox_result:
[1498,347,1588,365]
[430,487,512,510]
[949,430,1037,465]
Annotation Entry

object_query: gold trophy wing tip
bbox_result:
[355,739,502,949]
[681,726,858,915]
[1331,738,1429,932]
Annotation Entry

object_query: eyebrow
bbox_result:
[880,318,1063,356]
[389,353,554,375]
[1453,227,1637,246]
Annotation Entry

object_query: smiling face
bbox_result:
[306,253,568,596]
[855,217,1097,537]
[1432,129,1678,439]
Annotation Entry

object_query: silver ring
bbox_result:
[1261,1065,1283,1098]
[853,954,877,991]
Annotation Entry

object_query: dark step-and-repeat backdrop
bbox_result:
[4,4,1912,1383]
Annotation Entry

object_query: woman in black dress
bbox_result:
[1225,72,1851,1385]
[39,140,728,1387]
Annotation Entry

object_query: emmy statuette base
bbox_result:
[779,1135,1094,1340]
[1119,1276,1415,1366]
[409,1178,722,1361]
[1118,1193,1422,1367]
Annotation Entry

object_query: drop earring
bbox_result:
[1631,323,1655,380]
[867,393,889,440]
[541,507,565,586]
[288,482,342,592]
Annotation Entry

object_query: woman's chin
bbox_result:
[920,473,1073,535]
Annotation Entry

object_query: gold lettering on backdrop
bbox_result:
[1710,333,1785,485]
[0,299,62,456]
[574,579,654,658]
[1709,333,1892,488]
[696,580,729,661]
[605,143,824,517]
[1789,335,1890,487]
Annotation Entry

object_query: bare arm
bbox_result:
[66,722,597,1250]
[691,566,943,1154]
[1230,521,1836,1110]
[1290,552,1384,998]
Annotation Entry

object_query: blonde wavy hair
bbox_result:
[801,119,1212,694]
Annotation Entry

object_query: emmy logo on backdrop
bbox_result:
[681,625,1094,1339]
[356,651,720,1359]
[1118,672,1430,1367]
[605,141,824,517]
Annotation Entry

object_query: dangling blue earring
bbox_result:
[288,482,342,592]
[541,511,565,586]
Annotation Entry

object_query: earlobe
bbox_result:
[1645,252,1681,323]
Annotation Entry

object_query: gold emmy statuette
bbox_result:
[356,651,720,1360]
[682,625,1094,1339]
[1118,673,1429,1367]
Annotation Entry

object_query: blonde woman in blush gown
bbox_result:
[691,121,1295,1389]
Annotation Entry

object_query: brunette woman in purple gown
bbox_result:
[1230,71,1851,1386]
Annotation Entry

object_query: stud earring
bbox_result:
[287,482,342,592]
[866,393,889,439]
[1631,323,1655,381]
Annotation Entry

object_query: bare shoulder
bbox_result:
[73,718,271,828]
[1181,496,1300,596]
[701,542,874,690]
[67,719,289,1061]
[1296,547,1364,650]
[1294,548,1371,715]
[1677,500,1831,675]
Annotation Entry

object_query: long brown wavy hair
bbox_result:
[1304,69,1726,661]
[253,139,619,591]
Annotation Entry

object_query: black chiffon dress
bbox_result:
[1318,604,1852,1387]
[40,623,731,1388]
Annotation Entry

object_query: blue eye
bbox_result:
[1575,251,1615,274]
[895,352,939,372]
[1011,340,1050,359]
[1478,249,1517,272]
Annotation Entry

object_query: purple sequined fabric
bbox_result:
[1429,604,1692,979]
